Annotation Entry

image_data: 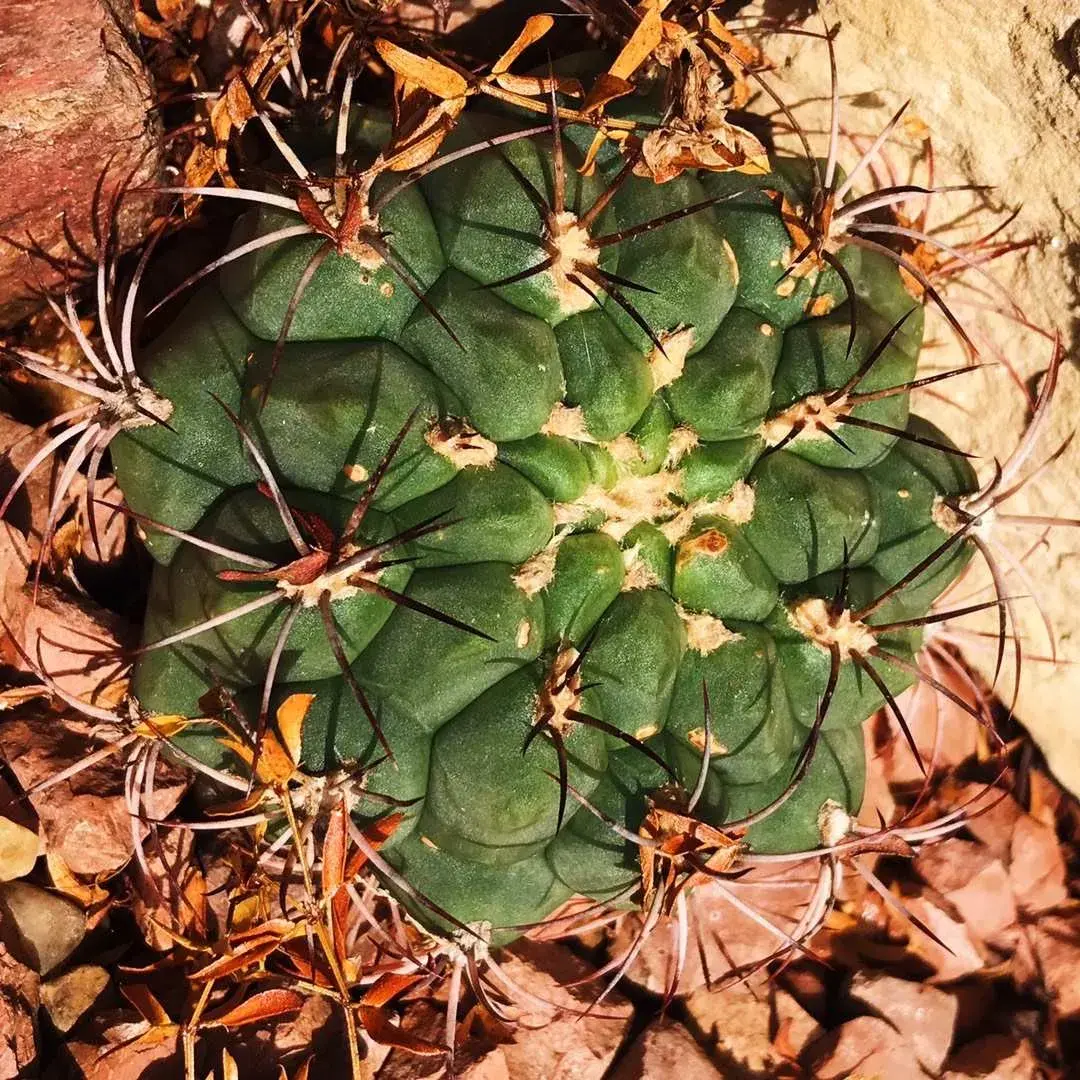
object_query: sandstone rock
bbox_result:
[40,963,109,1033]
[608,1021,725,1080]
[772,989,823,1059]
[847,971,958,1073]
[0,880,85,975]
[913,839,1018,944]
[804,1015,928,1080]
[0,940,38,1078]
[683,983,780,1075]
[1029,910,1080,1019]
[1007,815,1068,914]
[942,1034,1040,1080]
[0,0,160,327]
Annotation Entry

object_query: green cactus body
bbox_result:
[111,105,977,942]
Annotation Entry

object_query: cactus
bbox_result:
[97,56,990,946]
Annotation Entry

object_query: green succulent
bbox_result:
[110,92,977,946]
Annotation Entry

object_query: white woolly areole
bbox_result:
[425,420,497,469]
[759,394,846,448]
[817,798,852,847]
[688,725,728,755]
[276,571,372,609]
[547,211,599,317]
[931,495,966,535]
[512,544,559,597]
[678,604,742,654]
[541,402,597,442]
[789,597,877,660]
[541,647,582,735]
[621,545,662,591]
[648,326,695,390]
[586,473,682,541]
[665,426,700,468]
[659,480,755,544]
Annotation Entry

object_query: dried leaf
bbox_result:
[359,1004,445,1055]
[204,989,306,1029]
[491,15,553,74]
[276,693,314,767]
[375,40,468,100]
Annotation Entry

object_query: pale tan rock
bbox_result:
[1008,815,1068,914]
[804,1015,929,1080]
[683,983,780,1075]
[847,971,958,1073]
[40,964,109,1033]
[769,0,1080,797]
[609,871,821,994]
[608,1020,724,1079]
[1029,910,1080,1018]
[903,895,986,982]
[914,839,1018,944]
[943,1034,1040,1080]
[0,940,38,1078]
[773,989,822,1059]
[0,880,85,975]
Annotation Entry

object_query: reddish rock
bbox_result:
[942,1034,1039,1080]
[1007,815,1068,914]
[914,839,1018,944]
[804,1015,928,1080]
[0,711,188,877]
[0,0,160,327]
[1029,910,1080,1019]
[772,989,823,1059]
[610,870,822,995]
[903,895,986,982]
[684,983,780,1074]
[0,941,38,1078]
[847,971,958,1073]
[608,1021,726,1080]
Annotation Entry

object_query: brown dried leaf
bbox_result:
[491,14,553,74]
[205,989,306,1029]
[375,40,468,100]
[359,1004,446,1056]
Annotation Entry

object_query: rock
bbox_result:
[0,940,38,1078]
[0,879,85,975]
[10,587,132,702]
[0,814,38,883]
[608,1020,725,1079]
[609,870,822,995]
[379,941,633,1080]
[772,0,1080,798]
[0,0,160,327]
[1029,910,1080,1019]
[1007,815,1068,914]
[914,839,1018,944]
[772,989,823,1059]
[847,971,958,1073]
[40,963,109,1032]
[683,983,781,1075]
[804,1015,928,1080]
[0,711,188,878]
[942,1034,1040,1080]
[903,895,986,982]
